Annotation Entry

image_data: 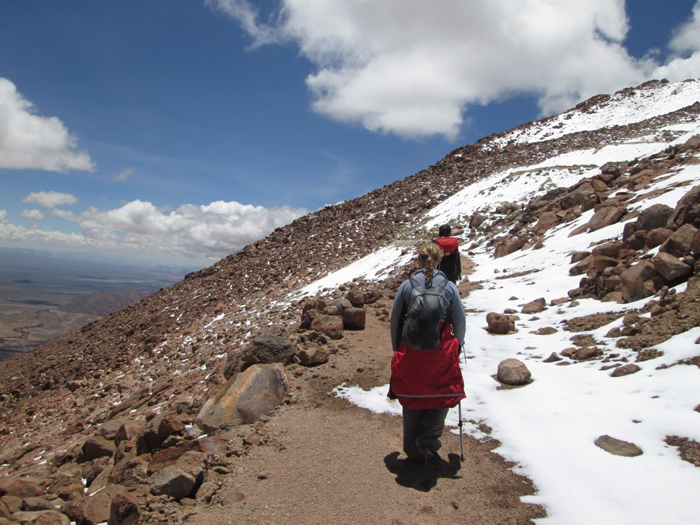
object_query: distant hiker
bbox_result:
[388,243,466,464]
[434,224,461,284]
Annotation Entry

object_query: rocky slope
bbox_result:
[0,79,699,524]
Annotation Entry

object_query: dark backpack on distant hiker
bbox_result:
[401,276,448,350]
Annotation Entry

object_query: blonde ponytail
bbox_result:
[418,243,443,286]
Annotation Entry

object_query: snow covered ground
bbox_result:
[297,118,700,524]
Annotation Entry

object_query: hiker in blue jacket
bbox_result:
[389,243,466,464]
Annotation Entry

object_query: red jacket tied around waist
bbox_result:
[389,322,465,410]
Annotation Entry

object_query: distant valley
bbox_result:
[0,249,197,360]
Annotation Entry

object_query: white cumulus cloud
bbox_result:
[23,191,79,208]
[653,2,700,81]
[209,0,700,140]
[20,209,46,221]
[0,78,95,172]
[1,197,308,261]
[114,168,134,182]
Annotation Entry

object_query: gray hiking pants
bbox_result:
[402,407,449,460]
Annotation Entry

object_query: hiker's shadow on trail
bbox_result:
[383,452,462,492]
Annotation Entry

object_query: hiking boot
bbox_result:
[417,446,443,465]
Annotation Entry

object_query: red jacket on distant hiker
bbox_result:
[388,243,466,464]
[434,224,461,284]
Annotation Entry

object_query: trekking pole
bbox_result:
[458,342,464,461]
[458,401,464,461]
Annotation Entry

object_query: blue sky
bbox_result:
[1,0,699,268]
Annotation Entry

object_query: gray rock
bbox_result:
[543,352,562,363]
[497,359,531,385]
[149,465,196,499]
[594,435,643,457]
[636,203,674,232]
[224,335,295,380]
[196,364,289,432]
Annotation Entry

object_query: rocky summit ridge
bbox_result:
[1,78,700,524]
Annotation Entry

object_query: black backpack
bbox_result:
[401,276,448,350]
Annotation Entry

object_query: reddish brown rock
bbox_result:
[521,298,546,314]
[588,206,625,232]
[0,478,46,500]
[486,313,515,334]
[659,223,698,258]
[114,421,144,447]
[310,315,344,340]
[296,343,329,366]
[646,228,674,249]
[668,184,700,228]
[81,436,116,462]
[533,211,559,233]
[82,491,111,525]
[345,288,365,306]
[610,364,641,377]
[148,441,200,475]
[620,261,657,302]
[653,252,692,281]
[592,241,624,258]
[109,491,140,525]
[342,307,366,329]
[157,415,185,440]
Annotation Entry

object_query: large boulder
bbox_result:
[149,466,196,499]
[310,315,344,340]
[81,437,116,462]
[224,334,295,380]
[533,211,559,233]
[494,236,528,258]
[646,228,673,249]
[619,261,657,302]
[588,206,625,232]
[653,252,692,281]
[668,184,700,228]
[329,298,352,315]
[659,223,698,258]
[636,203,674,232]
[497,359,531,385]
[196,364,289,433]
[591,241,625,258]
[560,182,594,209]
[342,307,366,329]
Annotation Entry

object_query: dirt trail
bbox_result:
[194,302,544,524]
